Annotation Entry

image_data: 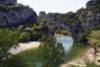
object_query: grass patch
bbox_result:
[86,62,99,67]
[64,43,87,62]
[16,48,41,67]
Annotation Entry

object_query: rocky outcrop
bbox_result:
[39,10,100,42]
[0,0,17,4]
[79,11,100,30]
[79,0,100,31]
[45,13,68,35]
[86,0,100,8]
[38,0,100,42]
[38,12,80,41]
[39,11,46,17]
[0,0,37,27]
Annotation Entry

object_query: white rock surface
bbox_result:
[9,42,40,54]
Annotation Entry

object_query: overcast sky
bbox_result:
[18,0,89,14]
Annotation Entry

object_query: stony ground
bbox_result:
[9,42,40,54]
[61,47,100,67]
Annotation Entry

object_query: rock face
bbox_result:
[79,11,100,30]
[39,11,46,17]
[86,0,100,8]
[38,12,79,41]
[80,0,100,31]
[38,0,100,42]
[0,0,37,27]
[44,13,65,34]
[0,0,17,4]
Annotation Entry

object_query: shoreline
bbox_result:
[9,41,40,55]
[60,47,97,67]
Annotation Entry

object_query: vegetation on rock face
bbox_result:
[0,1,37,27]
[0,4,23,10]
[19,32,30,42]
[18,22,49,41]
[88,30,100,47]
[87,30,100,56]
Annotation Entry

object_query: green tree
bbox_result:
[0,29,19,66]
[39,36,65,67]
[19,32,30,42]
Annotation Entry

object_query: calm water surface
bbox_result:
[56,36,73,52]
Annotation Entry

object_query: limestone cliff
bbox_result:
[38,0,100,42]
[0,0,17,4]
[0,0,37,27]
[86,0,100,8]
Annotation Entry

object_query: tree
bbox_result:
[19,32,30,42]
[0,29,19,66]
[87,30,100,55]
[39,35,65,67]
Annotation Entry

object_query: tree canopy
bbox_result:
[0,29,19,66]
[39,35,65,67]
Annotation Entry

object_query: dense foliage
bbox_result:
[88,30,100,47]
[0,29,19,66]
[39,36,65,67]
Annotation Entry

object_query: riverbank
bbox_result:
[61,47,100,67]
[55,34,69,37]
[9,42,40,54]
[10,35,74,67]
[9,34,68,55]
[63,43,87,62]
[9,35,90,67]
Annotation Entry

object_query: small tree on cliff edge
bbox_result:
[39,35,65,67]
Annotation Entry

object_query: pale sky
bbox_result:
[18,0,89,14]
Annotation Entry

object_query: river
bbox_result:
[9,35,73,54]
[56,36,73,52]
